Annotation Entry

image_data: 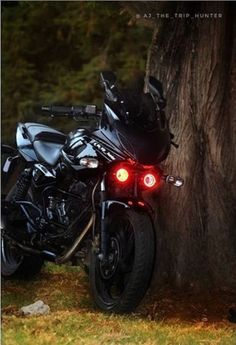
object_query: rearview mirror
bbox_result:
[100,71,117,89]
[148,76,164,98]
[148,76,166,109]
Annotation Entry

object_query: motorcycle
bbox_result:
[1,72,183,313]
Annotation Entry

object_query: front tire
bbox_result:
[89,209,155,314]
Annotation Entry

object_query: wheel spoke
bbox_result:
[97,217,136,299]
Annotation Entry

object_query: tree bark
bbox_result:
[145,2,236,290]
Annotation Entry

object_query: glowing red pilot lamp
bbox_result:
[143,173,157,188]
[115,168,130,183]
[112,163,160,189]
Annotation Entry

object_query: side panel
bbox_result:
[16,123,38,162]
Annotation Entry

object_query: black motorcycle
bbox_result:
[1,72,183,313]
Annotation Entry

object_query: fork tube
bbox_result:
[134,172,138,198]
[100,175,108,259]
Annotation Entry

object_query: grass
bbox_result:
[2,263,236,345]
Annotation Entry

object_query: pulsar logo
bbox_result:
[92,141,115,160]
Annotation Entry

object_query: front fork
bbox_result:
[97,175,131,262]
[99,201,108,261]
[97,175,146,262]
[98,175,107,260]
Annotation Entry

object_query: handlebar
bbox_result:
[41,105,102,118]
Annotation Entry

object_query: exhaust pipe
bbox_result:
[2,213,95,264]
[56,213,95,264]
[3,235,57,261]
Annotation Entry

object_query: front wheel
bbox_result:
[89,209,155,314]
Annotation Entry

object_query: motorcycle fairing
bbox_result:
[16,122,66,166]
[92,103,171,165]
[114,120,171,164]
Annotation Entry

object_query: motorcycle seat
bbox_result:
[24,123,66,166]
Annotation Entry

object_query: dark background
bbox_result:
[1,1,152,142]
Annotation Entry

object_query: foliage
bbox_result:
[1,1,152,142]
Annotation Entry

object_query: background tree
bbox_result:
[132,1,236,290]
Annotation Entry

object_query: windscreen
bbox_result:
[104,86,167,132]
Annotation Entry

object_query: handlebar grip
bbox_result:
[41,105,85,117]
[41,105,102,119]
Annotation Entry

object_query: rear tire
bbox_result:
[1,241,44,279]
[1,185,44,280]
[89,209,155,314]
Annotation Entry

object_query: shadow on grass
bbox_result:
[2,262,236,327]
[2,263,93,315]
[137,285,236,325]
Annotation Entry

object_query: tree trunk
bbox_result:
[145,2,236,290]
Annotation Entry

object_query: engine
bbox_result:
[20,163,94,249]
[43,180,90,229]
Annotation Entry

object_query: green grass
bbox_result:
[2,263,236,345]
[3,312,236,345]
